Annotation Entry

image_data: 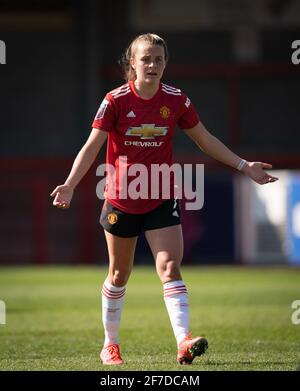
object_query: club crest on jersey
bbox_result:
[160,106,170,119]
[107,212,118,225]
[125,124,168,139]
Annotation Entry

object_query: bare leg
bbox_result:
[145,225,189,343]
[100,231,138,358]
[145,224,184,283]
[145,224,208,363]
[104,230,138,286]
[145,225,188,343]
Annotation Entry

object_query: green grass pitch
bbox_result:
[0,265,299,371]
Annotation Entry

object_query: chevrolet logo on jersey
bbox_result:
[125,124,168,139]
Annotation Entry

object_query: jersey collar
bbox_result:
[129,80,161,102]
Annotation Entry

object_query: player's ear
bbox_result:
[130,53,136,70]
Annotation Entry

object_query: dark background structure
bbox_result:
[0,0,300,265]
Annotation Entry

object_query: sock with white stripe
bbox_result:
[163,280,190,346]
[101,279,126,347]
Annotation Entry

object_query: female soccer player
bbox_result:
[51,33,278,366]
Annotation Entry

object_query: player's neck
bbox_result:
[133,80,160,100]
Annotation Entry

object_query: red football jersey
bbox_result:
[92,80,199,214]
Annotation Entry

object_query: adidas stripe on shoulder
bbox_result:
[111,83,129,94]
[162,83,182,96]
[110,83,130,99]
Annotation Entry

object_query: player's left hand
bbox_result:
[243,162,279,185]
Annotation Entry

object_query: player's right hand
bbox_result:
[50,184,74,209]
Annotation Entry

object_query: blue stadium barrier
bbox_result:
[287,173,300,265]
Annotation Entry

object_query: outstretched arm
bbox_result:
[51,128,108,209]
[184,121,278,185]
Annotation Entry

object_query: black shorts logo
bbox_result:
[108,212,118,225]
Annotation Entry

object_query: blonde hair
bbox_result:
[119,33,169,82]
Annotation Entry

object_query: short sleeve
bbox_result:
[177,94,200,130]
[92,93,116,132]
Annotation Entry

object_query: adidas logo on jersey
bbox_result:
[126,111,136,118]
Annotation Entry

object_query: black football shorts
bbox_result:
[100,199,181,238]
